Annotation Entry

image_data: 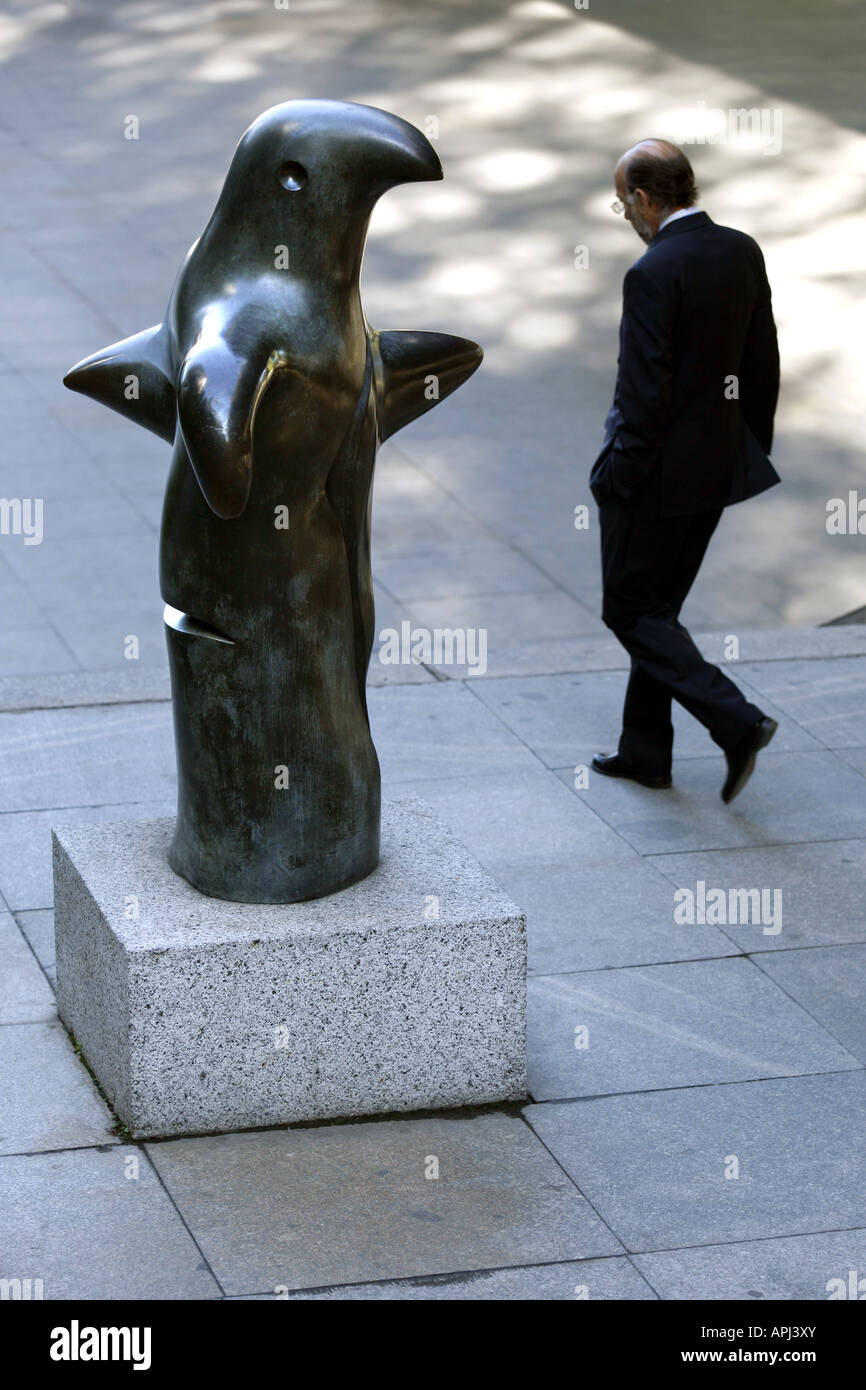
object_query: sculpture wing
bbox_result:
[176,336,289,520]
[372,330,482,443]
[63,324,176,443]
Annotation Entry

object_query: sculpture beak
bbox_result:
[371,120,443,190]
[398,139,443,184]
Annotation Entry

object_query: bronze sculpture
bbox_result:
[64,100,482,903]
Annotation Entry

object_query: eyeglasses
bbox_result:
[611,198,625,215]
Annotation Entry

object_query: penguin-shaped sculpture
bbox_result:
[64,100,483,903]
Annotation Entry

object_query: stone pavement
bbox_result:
[2,0,866,1302]
[2,626,866,1300]
[1,0,866,694]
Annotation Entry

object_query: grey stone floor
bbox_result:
[2,627,866,1300]
[1,0,865,693]
[2,0,866,1302]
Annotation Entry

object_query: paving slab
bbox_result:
[732,658,866,748]
[433,635,620,680]
[527,957,859,1101]
[13,908,56,986]
[0,1146,220,1300]
[373,543,551,603]
[237,1255,656,1300]
[472,670,820,770]
[0,798,175,911]
[556,751,866,855]
[393,769,740,973]
[0,911,55,1023]
[519,539,603,611]
[0,668,170,713]
[634,1229,866,1301]
[517,858,743,975]
[648,839,866,951]
[48,604,168,673]
[0,584,44,631]
[1,0,863,638]
[524,1072,866,1252]
[368,682,541,784]
[0,625,79,679]
[146,1111,622,1295]
[0,704,175,814]
[0,1020,116,1155]
[371,499,494,564]
[754,945,866,1065]
[405,588,602,651]
[835,746,866,777]
[701,630,866,663]
[367,656,436,687]
[1,529,159,597]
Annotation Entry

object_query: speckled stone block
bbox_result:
[52,798,526,1138]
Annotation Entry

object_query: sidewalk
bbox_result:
[1,0,866,687]
[2,627,865,1299]
[2,0,865,1301]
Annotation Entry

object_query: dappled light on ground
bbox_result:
[0,0,863,662]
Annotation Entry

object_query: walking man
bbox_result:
[590,138,781,803]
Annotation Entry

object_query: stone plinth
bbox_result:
[52,798,526,1139]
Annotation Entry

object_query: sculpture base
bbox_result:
[52,798,526,1139]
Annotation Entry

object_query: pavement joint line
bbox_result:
[525,1067,866,1110]
[142,1147,226,1299]
[528,1065,866,1111]
[624,1253,663,1298]
[619,1223,866,1259]
[532,940,866,974]
[516,1108,627,1254]
[0,1141,122,1160]
[9,912,56,993]
[745,951,866,1064]
[227,1251,646,1301]
[527,952,754,980]
[420,661,450,682]
[0,799,171,820]
[137,1099,530,1145]
[0,1017,60,1028]
[43,616,85,674]
[750,941,866,954]
[0,695,173,714]
[636,834,866,859]
[434,642,866,678]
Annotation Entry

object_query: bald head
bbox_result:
[616,139,698,215]
[614,139,698,244]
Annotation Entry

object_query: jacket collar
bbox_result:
[650,210,712,245]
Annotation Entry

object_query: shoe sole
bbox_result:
[722,719,778,804]
[592,761,672,790]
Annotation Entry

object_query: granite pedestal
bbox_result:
[52,798,526,1139]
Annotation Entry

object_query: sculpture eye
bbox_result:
[279,161,307,192]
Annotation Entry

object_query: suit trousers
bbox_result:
[598,477,764,776]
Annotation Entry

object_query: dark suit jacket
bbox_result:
[590,211,781,517]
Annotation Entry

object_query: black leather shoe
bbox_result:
[592,752,672,789]
[721,717,778,804]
